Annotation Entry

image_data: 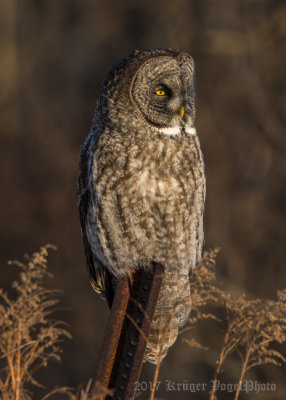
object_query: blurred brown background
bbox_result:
[1,0,285,399]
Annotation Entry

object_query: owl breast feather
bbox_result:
[85,130,205,363]
[89,132,205,277]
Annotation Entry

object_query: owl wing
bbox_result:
[78,131,115,308]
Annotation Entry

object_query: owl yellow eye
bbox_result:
[156,89,165,96]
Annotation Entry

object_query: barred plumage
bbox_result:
[78,49,205,363]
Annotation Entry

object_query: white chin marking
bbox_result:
[159,126,181,135]
[158,125,197,136]
[185,126,197,135]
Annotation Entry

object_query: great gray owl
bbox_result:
[78,48,205,364]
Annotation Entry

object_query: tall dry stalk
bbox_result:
[184,249,286,400]
[0,245,72,400]
[209,319,239,400]
[225,292,286,400]
[1,245,285,400]
[150,357,162,400]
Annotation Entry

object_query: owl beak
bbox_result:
[179,106,185,118]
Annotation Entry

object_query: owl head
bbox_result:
[93,49,195,136]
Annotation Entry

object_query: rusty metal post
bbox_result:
[94,263,164,400]
[112,263,164,400]
[94,276,131,398]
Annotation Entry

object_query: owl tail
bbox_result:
[143,272,192,364]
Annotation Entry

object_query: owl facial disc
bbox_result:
[130,54,195,135]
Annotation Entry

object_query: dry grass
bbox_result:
[211,290,286,400]
[0,245,73,399]
[146,249,286,399]
[183,249,286,400]
[1,246,285,399]
[0,246,111,400]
